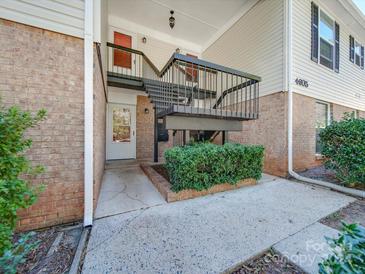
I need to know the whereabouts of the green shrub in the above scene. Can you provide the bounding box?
[0,232,39,274]
[319,223,365,274]
[319,115,365,187]
[164,142,264,192]
[0,104,46,256]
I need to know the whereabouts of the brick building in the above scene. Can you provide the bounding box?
[0,0,364,230]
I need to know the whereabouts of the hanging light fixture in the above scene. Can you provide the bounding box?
[169,10,175,29]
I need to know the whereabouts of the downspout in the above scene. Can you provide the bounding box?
[84,0,94,226]
[285,0,364,198]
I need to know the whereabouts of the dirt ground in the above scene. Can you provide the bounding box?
[229,250,304,274]
[299,165,364,190]
[320,199,365,230]
[152,164,170,181]
[15,223,82,274]
[299,165,339,183]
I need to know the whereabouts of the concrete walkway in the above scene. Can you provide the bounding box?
[83,176,354,274]
[273,222,340,273]
[94,167,166,219]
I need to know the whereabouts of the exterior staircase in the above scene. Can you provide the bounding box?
[106,42,262,160]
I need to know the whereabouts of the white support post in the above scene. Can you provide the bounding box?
[84,0,94,227]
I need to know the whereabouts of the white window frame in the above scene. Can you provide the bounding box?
[353,110,359,119]
[354,40,362,67]
[315,101,331,155]
[318,8,335,70]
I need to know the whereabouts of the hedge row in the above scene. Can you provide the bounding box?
[164,143,264,192]
[320,115,365,187]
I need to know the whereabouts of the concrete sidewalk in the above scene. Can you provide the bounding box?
[82,177,354,274]
[273,222,340,274]
[94,167,166,219]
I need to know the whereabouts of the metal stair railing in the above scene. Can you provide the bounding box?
[107,42,262,120]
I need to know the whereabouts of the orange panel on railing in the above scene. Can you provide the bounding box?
[186,53,198,82]
[114,32,132,69]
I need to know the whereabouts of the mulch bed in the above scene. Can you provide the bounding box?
[14,223,82,274]
[299,165,365,190]
[151,164,170,181]
[320,199,365,230]
[229,250,304,274]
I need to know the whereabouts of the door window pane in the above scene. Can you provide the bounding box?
[315,102,329,153]
[113,107,131,142]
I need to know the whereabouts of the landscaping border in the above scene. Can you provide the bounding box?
[140,164,257,202]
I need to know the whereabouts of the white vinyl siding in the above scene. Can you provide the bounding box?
[202,0,285,97]
[292,0,365,111]
[0,0,86,38]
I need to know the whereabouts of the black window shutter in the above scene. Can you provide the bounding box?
[361,45,364,69]
[311,2,319,62]
[334,22,340,72]
[349,35,355,62]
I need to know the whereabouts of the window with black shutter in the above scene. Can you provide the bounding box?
[335,23,340,72]
[311,2,319,62]
[350,35,364,69]
[311,3,339,71]
[349,35,355,62]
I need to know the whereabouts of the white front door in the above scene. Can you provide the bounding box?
[106,103,136,160]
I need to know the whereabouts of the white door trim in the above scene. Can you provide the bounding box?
[106,103,137,160]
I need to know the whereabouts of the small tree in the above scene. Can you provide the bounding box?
[0,104,46,255]
[320,114,365,187]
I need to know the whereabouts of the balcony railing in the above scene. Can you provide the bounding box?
[107,42,261,120]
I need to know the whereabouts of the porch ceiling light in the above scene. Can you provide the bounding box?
[169,10,175,29]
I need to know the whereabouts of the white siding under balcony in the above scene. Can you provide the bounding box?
[202,0,285,97]
[136,34,200,71]
[0,0,84,38]
[292,0,365,111]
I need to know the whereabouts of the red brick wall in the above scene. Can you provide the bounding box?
[332,104,356,121]
[229,92,288,177]
[292,92,362,172]
[136,95,154,160]
[1,20,107,230]
[136,95,172,161]
[229,91,364,176]
[292,93,318,171]
[0,19,86,231]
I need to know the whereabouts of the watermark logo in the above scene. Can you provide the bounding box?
[269,239,331,267]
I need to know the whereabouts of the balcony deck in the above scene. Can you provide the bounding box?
[157,105,258,120]
[107,43,261,122]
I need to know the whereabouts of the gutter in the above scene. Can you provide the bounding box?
[285,0,365,199]
[84,0,94,227]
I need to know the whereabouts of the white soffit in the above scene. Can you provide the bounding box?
[108,0,259,53]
